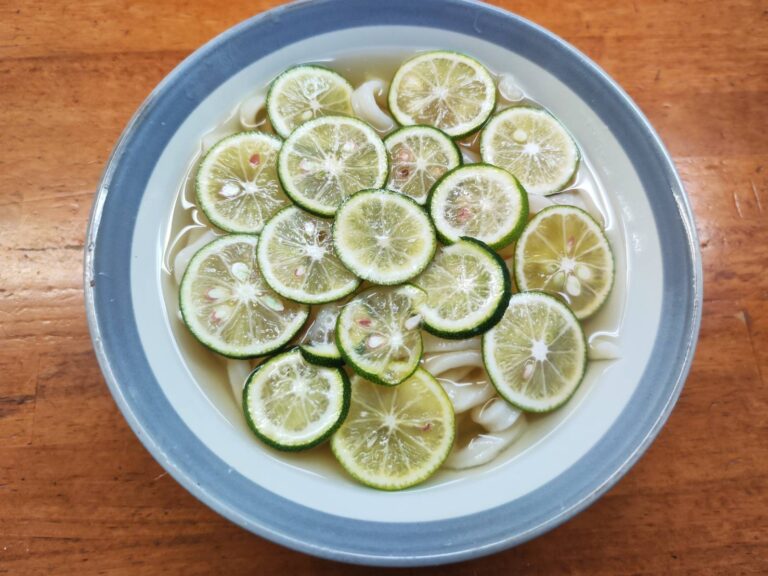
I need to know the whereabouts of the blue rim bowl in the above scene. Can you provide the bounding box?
[85,0,702,566]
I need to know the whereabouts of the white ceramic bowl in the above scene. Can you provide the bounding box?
[85,0,701,566]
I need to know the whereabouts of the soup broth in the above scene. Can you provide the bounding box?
[161,49,627,483]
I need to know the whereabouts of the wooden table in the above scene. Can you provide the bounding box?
[1,0,766,573]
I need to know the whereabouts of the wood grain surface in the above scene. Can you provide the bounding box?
[1,0,767,573]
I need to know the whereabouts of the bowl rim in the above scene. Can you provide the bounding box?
[84,0,702,566]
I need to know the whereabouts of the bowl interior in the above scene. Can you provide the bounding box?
[129,25,662,523]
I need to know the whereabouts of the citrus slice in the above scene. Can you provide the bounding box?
[483,291,587,412]
[331,368,455,490]
[267,65,354,138]
[514,205,614,319]
[299,303,344,367]
[415,238,511,338]
[196,132,290,233]
[277,116,388,216]
[388,51,496,138]
[179,235,308,358]
[480,106,580,196]
[428,164,528,249]
[384,125,461,204]
[257,206,360,304]
[336,285,426,386]
[243,348,350,450]
[333,189,436,284]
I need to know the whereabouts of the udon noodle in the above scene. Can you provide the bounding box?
[239,92,267,129]
[351,79,394,132]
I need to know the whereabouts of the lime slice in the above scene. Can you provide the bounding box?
[480,106,580,196]
[179,235,308,358]
[483,292,587,412]
[299,303,344,367]
[428,164,528,249]
[196,132,290,233]
[514,205,614,319]
[331,369,455,490]
[388,51,496,138]
[267,65,354,138]
[384,125,461,204]
[333,189,436,284]
[257,206,360,304]
[278,116,388,216]
[243,348,350,450]
[336,285,426,386]
[415,238,511,339]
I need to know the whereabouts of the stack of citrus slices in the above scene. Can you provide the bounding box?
[178,52,615,490]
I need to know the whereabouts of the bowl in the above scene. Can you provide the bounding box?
[84,0,702,566]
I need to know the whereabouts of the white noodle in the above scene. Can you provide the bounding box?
[239,92,266,128]
[497,73,525,104]
[444,417,526,470]
[423,350,484,375]
[435,366,473,383]
[470,397,522,432]
[423,349,527,467]
[422,333,480,354]
[173,229,218,285]
[425,351,495,413]
[588,335,621,361]
[351,79,394,132]
[438,378,495,414]
[225,359,252,410]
